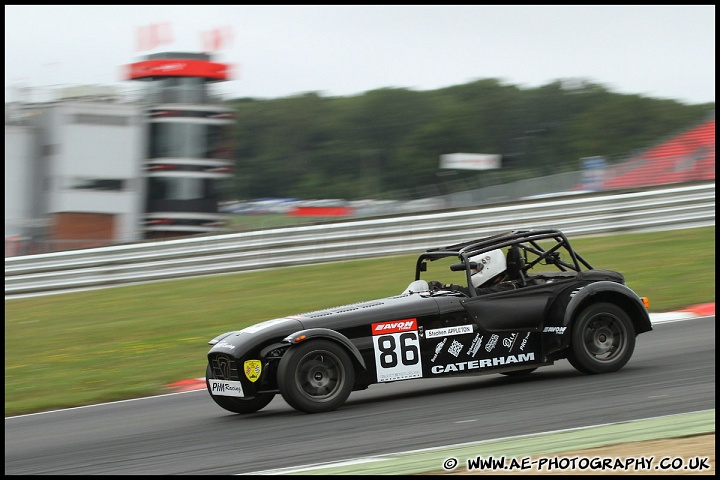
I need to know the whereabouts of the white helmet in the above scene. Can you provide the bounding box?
[468,249,506,287]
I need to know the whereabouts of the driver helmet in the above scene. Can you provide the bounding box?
[468,249,506,287]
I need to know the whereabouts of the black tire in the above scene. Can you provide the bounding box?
[500,368,537,376]
[567,302,636,374]
[205,364,275,414]
[277,339,355,414]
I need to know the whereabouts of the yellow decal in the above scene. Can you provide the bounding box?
[244,360,262,382]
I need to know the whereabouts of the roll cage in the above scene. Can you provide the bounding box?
[415,229,595,296]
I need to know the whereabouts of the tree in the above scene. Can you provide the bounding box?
[222,79,713,200]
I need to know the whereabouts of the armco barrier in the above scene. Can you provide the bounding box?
[4,183,715,298]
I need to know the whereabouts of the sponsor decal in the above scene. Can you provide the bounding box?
[467,334,484,357]
[519,332,530,351]
[372,319,417,335]
[431,352,536,374]
[544,326,567,334]
[425,325,473,338]
[376,369,423,382]
[215,342,235,350]
[373,321,423,382]
[448,339,464,357]
[485,334,499,352]
[153,62,186,72]
[208,379,244,397]
[503,332,518,351]
[244,360,262,382]
[431,338,447,362]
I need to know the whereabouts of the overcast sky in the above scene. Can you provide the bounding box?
[4,5,716,104]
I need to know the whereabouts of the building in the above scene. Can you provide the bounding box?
[125,52,235,239]
[5,52,235,255]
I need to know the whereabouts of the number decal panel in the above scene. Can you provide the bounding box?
[371,319,423,382]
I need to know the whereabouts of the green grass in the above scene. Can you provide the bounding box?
[4,227,715,417]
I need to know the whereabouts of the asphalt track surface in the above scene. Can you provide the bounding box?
[4,311,715,475]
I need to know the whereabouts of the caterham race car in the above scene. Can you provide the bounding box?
[206,229,652,414]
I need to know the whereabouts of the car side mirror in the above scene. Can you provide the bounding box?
[450,262,477,271]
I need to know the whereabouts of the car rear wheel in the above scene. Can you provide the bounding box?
[277,339,355,414]
[567,302,635,374]
[205,364,275,414]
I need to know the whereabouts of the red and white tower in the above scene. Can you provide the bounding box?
[125,52,235,238]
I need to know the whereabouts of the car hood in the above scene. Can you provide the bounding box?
[208,291,441,355]
[287,290,440,330]
[208,317,305,356]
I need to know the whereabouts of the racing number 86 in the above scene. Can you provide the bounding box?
[377,332,420,367]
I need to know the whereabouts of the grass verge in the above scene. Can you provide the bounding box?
[4,226,714,416]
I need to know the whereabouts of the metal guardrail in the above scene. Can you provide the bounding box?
[5,183,715,298]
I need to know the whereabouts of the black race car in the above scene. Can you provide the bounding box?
[206,229,652,414]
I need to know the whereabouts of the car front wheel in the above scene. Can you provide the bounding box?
[567,302,636,374]
[205,364,275,414]
[277,339,355,414]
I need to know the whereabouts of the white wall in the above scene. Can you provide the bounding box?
[4,126,37,237]
[44,102,147,243]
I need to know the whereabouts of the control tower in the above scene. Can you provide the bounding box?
[125,52,235,238]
